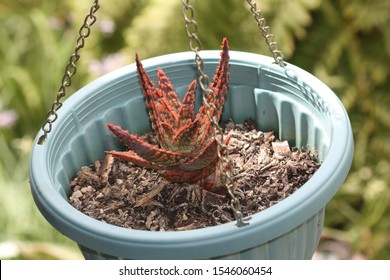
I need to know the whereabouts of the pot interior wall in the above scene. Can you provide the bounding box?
[48,57,331,200]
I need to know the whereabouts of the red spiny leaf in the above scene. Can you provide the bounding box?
[178,80,197,126]
[135,56,178,144]
[106,151,163,170]
[157,68,182,115]
[135,53,155,90]
[193,112,214,147]
[171,119,202,152]
[178,139,218,171]
[161,157,219,184]
[214,37,230,88]
[150,99,178,148]
[136,54,160,134]
[107,123,189,166]
[179,134,232,171]
[153,73,181,128]
[212,37,230,120]
[158,122,180,151]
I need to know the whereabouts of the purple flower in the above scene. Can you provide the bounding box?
[89,53,127,77]
[0,110,18,128]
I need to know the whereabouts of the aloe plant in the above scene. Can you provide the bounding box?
[107,38,230,190]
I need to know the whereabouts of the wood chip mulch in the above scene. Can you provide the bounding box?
[69,119,321,231]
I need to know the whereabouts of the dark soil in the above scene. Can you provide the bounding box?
[69,119,320,231]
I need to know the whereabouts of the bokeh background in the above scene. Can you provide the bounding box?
[1,0,389,259]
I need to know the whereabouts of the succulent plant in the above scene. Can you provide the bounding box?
[106,38,230,190]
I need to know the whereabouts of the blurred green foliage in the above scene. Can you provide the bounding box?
[0,0,389,259]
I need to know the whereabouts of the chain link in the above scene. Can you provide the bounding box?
[246,0,286,67]
[38,0,100,145]
[181,0,250,227]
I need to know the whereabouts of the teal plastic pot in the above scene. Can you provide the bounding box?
[29,51,353,259]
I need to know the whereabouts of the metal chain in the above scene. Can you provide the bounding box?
[181,0,250,227]
[246,0,286,67]
[38,0,100,145]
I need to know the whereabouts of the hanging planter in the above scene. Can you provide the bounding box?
[29,0,353,259]
[30,49,353,259]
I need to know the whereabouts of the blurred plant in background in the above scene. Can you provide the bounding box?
[0,0,389,259]
[288,0,390,259]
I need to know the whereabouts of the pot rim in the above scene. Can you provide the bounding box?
[30,51,353,259]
